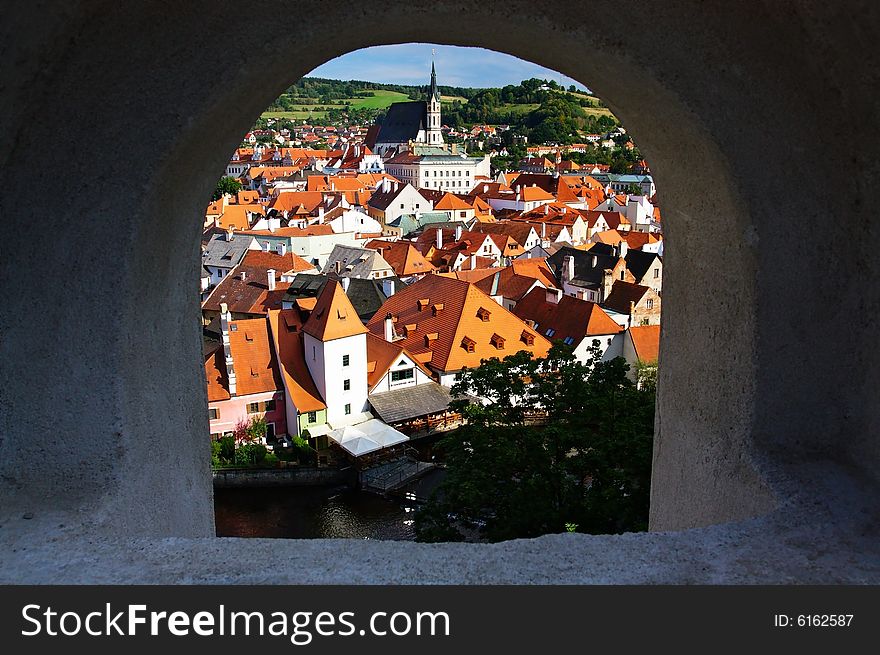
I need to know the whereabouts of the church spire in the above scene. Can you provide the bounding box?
[430,58,440,102]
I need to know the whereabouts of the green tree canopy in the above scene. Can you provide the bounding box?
[415,342,655,543]
[213,176,242,201]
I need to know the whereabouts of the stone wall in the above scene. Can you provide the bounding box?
[0,0,878,582]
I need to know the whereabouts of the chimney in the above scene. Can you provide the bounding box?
[541,222,547,238]
[341,276,351,292]
[546,287,562,304]
[483,184,489,193]
[267,269,276,291]
[436,228,443,249]
[226,227,234,241]
[318,205,325,221]
[335,260,342,274]
[268,216,280,232]
[277,242,287,256]
[220,303,237,396]
[240,270,247,281]
[383,313,396,342]
[619,239,629,258]
[455,224,463,241]
[563,254,575,283]
[591,255,598,268]
[382,278,395,298]
[469,254,477,270]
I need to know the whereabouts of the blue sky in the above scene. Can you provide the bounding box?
[308,43,589,90]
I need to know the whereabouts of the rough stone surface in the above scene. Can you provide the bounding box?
[1,1,878,582]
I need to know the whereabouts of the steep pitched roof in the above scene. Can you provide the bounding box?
[366,333,433,390]
[375,101,427,144]
[365,275,551,373]
[267,309,326,412]
[366,239,436,276]
[202,233,257,269]
[434,192,473,211]
[628,325,660,363]
[323,245,392,279]
[205,317,283,399]
[513,288,623,342]
[547,246,621,288]
[302,279,368,341]
[603,281,653,315]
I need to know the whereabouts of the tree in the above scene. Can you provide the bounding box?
[415,342,655,543]
[213,176,242,201]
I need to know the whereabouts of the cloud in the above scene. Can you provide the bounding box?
[307,43,590,90]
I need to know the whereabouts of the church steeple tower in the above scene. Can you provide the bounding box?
[426,56,443,146]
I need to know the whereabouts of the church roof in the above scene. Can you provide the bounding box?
[375,101,426,145]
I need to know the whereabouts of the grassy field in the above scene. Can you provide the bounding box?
[262,89,410,121]
[261,89,614,123]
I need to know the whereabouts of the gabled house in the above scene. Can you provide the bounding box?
[206,307,287,441]
[366,181,432,226]
[547,246,633,303]
[513,287,624,363]
[473,258,558,312]
[323,244,395,279]
[202,249,316,322]
[365,239,437,280]
[602,281,662,327]
[366,274,552,387]
[202,230,261,288]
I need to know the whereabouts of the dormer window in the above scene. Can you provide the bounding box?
[417,298,430,312]
[490,333,505,350]
[521,330,535,346]
[476,307,491,322]
[432,303,444,316]
[461,336,476,353]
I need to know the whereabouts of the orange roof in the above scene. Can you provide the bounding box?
[205,345,231,402]
[434,192,473,211]
[366,240,436,277]
[366,333,433,390]
[520,186,555,202]
[205,317,283,398]
[267,310,326,412]
[269,191,325,213]
[514,288,623,341]
[628,325,660,363]
[473,260,557,302]
[202,250,311,315]
[210,204,265,230]
[366,275,551,373]
[302,279,368,342]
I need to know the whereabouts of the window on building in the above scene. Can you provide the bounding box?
[344,404,351,415]
[647,299,654,309]
[343,379,351,391]
[391,368,414,382]
[307,411,317,424]
[654,268,660,278]
[209,408,219,420]
[264,399,275,412]
[620,270,625,280]
[545,328,556,337]
[246,402,260,414]
[563,336,575,345]
[342,354,350,367]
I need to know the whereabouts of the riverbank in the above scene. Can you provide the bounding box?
[212,465,355,488]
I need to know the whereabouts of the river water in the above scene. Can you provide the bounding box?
[214,469,445,541]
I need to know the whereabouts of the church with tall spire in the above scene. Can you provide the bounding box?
[367,60,446,158]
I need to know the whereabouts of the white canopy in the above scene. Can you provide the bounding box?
[327,418,409,457]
